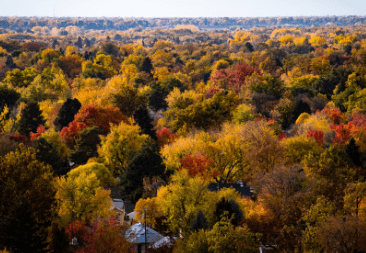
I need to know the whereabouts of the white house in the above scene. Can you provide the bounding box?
[125,222,164,253]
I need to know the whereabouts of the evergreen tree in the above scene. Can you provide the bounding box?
[141,57,153,74]
[345,137,363,168]
[69,126,103,165]
[245,42,254,52]
[133,105,157,140]
[32,137,68,176]
[0,84,20,111]
[191,209,208,232]
[84,38,91,48]
[292,100,311,123]
[18,102,46,137]
[120,144,166,203]
[214,198,244,226]
[0,199,49,253]
[54,98,81,131]
[75,37,83,49]
[47,222,71,253]
[147,82,168,111]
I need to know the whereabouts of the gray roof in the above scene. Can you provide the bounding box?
[111,199,125,212]
[125,222,163,244]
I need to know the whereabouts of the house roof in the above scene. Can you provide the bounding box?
[111,199,125,212]
[125,203,136,213]
[152,236,173,249]
[125,222,163,244]
[207,183,253,198]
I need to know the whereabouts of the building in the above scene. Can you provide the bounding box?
[125,222,164,253]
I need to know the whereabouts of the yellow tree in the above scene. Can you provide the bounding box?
[240,120,284,176]
[67,162,116,187]
[156,170,215,237]
[134,197,162,227]
[98,122,149,176]
[55,171,113,226]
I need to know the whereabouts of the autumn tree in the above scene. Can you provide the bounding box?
[210,62,260,93]
[0,144,55,225]
[59,54,83,79]
[71,218,133,253]
[156,170,214,237]
[67,162,115,187]
[98,121,149,176]
[111,83,146,117]
[73,104,127,134]
[55,171,113,226]
[3,67,39,88]
[179,153,215,181]
[134,197,162,228]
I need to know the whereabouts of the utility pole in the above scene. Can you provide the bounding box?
[144,208,147,252]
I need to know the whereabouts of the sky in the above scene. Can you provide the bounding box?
[1,0,366,18]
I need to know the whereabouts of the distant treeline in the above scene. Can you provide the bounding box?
[0,16,366,31]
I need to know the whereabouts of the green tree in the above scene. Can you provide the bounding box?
[69,126,103,165]
[18,102,46,137]
[31,137,66,176]
[120,144,166,203]
[54,98,81,131]
[304,145,356,209]
[47,221,71,253]
[191,209,208,232]
[133,105,157,140]
[0,84,20,112]
[214,198,244,226]
[0,199,49,253]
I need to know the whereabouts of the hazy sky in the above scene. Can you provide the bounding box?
[1,0,366,17]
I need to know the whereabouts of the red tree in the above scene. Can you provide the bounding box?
[74,104,128,134]
[60,121,87,148]
[179,153,219,181]
[66,218,133,253]
[307,129,324,146]
[157,127,176,147]
[65,220,89,247]
[204,87,224,99]
[30,125,46,142]
[320,108,347,124]
[330,122,358,147]
[210,62,260,93]
[9,134,27,143]
[350,112,366,128]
